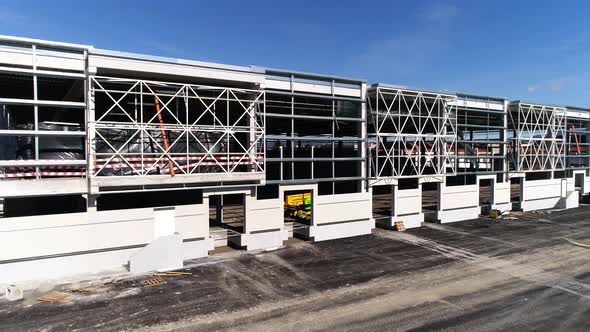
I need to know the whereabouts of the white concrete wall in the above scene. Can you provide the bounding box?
[315,192,372,225]
[492,180,512,212]
[241,194,287,250]
[438,183,480,223]
[314,192,374,241]
[520,178,562,211]
[0,203,208,284]
[245,196,283,233]
[392,187,423,229]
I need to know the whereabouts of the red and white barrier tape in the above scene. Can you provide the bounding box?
[94,156,263,162]
[1,165,84,171]
[0,171,86,178]
[160,161,259,174]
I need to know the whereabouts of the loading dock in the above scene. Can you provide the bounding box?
[283,189,312,239]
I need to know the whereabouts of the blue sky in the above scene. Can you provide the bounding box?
[1,0,589,106]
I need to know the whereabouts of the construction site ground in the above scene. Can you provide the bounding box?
[3,206,590,331]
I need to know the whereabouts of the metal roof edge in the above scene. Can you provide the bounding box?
[256,66,366,83]
[0,35,93,50]
[510,100,566,109]
[90,48,255,74]
[370,83,456,97]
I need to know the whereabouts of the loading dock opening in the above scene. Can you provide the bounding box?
[510,178,521,208]
[209,194,244,250]
[422,182,439,222]
[283,189,312,238]
[372,185,392,228]
[575,173,584,191]
[479,179,494,211]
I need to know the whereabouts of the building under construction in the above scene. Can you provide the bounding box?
[0,36,588,284]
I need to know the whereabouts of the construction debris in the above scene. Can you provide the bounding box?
[564,237,590,249]
[37,291,69,303]
[2,284,23,301]
[142,277,167,287]
[394,221,406,232]
[488,209,502,218]
[71,284,97,293]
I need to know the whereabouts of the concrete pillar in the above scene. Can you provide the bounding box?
[437,180,479,223]
[215,195,223,224]
[390,184,423,228]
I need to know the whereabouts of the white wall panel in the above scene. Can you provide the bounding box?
[315,192,372,225]
[245,196,283,232]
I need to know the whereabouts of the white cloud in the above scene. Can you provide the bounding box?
[349,2,458,80]
[527,78,569,93]
[352,34,450,77]
[421,2,458,24]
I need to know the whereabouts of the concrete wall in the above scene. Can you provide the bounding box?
[240,194,287,251]
[492,180,512,212]
[520,178,563,211]
[392,186,423,229]
[584,176,590,195]
[313,191,374,241]
[438,182,480,223]
[0,203,209,285]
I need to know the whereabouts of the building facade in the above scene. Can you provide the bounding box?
[0,36,587,284]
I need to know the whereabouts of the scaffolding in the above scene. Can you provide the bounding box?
[367,85,457,182]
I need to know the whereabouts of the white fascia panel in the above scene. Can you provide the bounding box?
[89,55,264,85]
[265,79,291,91]
[266,79,361,98]
[566,110,590,120]
[333,86,362,98]
[0,48,85,72]
[292,82,332,95]
[36,54,85,71]
[0,49,33,67]
[450,99,505,111]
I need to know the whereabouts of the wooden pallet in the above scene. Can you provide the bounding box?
[37,291,69,303]
[394,221,406,232]
[142,276,167,287]
[72,285,97,293]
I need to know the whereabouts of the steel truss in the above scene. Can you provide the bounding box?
[367,87,457,179]
[88,76,265,179]
[508,102,566,172]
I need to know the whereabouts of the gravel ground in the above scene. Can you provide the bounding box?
[2,206,590,331]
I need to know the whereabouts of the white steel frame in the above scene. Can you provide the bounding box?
[0,39,87,180]
[367,87,457,180]
[508,102,566,172]
[88,76,265,180]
